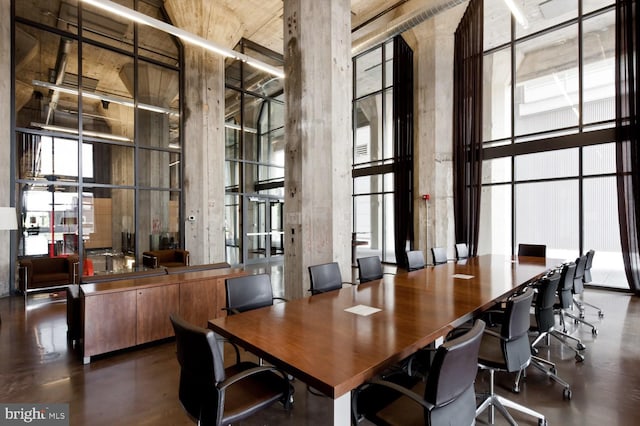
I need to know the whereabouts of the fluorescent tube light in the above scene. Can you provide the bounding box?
[30,122,133,142]
[503,0,529,29]
[80,0,284,79]
[32,80,178,116]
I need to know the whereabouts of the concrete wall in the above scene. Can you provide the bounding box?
[1,0,13,296]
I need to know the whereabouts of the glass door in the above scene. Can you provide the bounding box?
[244,195,284,264]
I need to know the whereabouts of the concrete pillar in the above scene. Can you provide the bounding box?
[283,0,352,299]
[165,1,244,265]
[411,4,467,262]
[0,0,11,296]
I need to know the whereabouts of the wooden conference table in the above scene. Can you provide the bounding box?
[208,254,559,425]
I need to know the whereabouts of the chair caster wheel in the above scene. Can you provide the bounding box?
[539,418,548,426]
[512,385,520,394]
[563,388,572,400]
[550,367,557,375]
[598,311,604,318]
[592,328,598,336]
[577,343,586,350]
[575,354,585,362]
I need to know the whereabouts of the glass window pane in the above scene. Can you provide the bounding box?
[384,40,394,89]
[383,89,393,160]
[83,143,134,186]
[225,194,241,265]
[81,0,134,52]
[82,44,135,142]
[355,47,382,98]
[136,61,180,148]
[139,149,173,189]
[16,26,80,131]
[515,180,579,260]
[16,1,78,33]
[483,47,512,141]
[137,2,179,66]
[139,189,176,254]
[354,94,383,165]
[584,0,615,14]
[515,24,579,136]
[583,142,615,175]
[516,1,577,40]
[478,184,512,256]
[583,176,626,288]
[84,188,135,274]
[354,194,383,259]
[17,133,79,181]
[354,175,382,195]
[484,0,511,50]
[583,11,615,125]
[383,193,396,263]
[482,157,512,184]
[515,148,578,181]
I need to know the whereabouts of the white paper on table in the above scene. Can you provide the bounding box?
[344,304,382,316]
[452,274,475,280]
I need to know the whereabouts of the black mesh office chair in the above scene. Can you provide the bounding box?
[476,288,548,426]
[517,243,547,257]
[356,256,384,283]
[431,247,447,265]
[543,262,587,361]
[578,249,604,318]
[352,320,485,426]
[308,262,350,294]
[570,255,598,335]
[169,314,294,426]
[528,272,573,399]
[406,250,426,271]
[224,273,287,315]
[455,243,469,260]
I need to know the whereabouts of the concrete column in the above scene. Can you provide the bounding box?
[165,1,244,265]
[411,4,467,262]
[283,0,352,299]
[0,0,11,296]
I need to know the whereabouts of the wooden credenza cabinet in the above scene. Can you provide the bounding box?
[80,268,245,363]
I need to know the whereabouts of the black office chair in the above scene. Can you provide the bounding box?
[352,320,485,426]
[517,243,547,257]
[543,262,587,361]
[528,272,573,399]
[169,313,294,426]
[455,243,469,260]
[578,249,604,318]
[357,256,384,283]
[308,262,350,294]
[431,247,447,265]
[476,288,548,426]
[569,255,598,335]
[224,273,287,315]
[406,250,426,271]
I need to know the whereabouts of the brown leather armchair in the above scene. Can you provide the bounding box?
[142,249,189,269]
[19,255,80,291]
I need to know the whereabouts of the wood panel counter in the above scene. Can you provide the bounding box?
[80,267,245,363]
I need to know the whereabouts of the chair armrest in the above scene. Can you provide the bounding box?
[142,254,158,269]
[482,328,504,340]
[357,377,435,411]
[218,365,288,390]
[214,336,240,364]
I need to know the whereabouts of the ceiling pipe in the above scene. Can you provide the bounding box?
[352,0,468,56]
[45,38,72,125]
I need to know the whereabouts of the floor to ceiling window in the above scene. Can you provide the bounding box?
[224,39,284,266]
[352,40,396,263]
[13,0,182,282]
[479,0,625,288]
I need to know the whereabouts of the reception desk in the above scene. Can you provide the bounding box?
[79,267,245,363]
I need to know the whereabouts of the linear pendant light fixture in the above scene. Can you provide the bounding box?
[503,0,529,29]
[80,0,284,79]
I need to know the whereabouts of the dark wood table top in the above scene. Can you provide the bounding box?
[208,254,559,398]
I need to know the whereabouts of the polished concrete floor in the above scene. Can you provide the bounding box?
[1,278,639,425]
